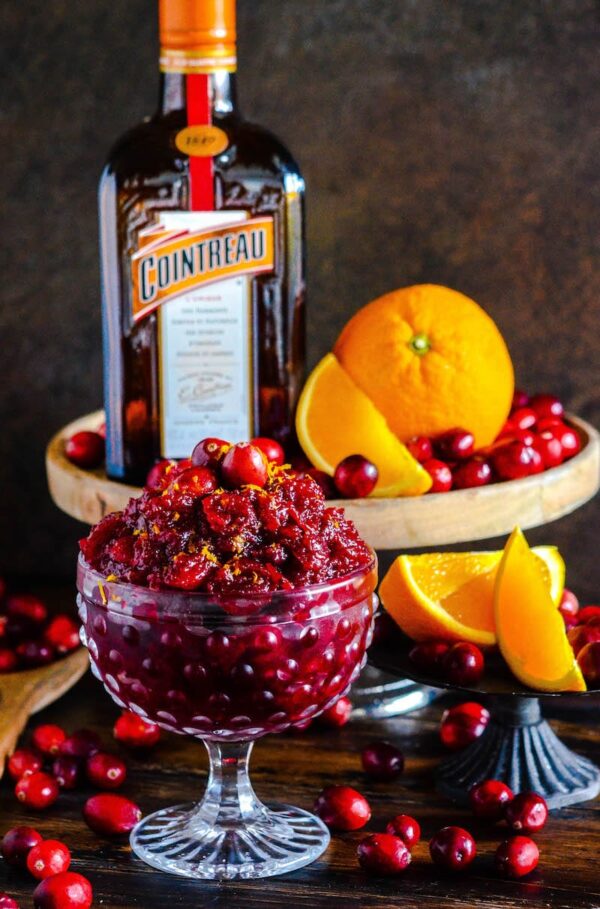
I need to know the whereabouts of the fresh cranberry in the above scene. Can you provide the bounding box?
[7,749,43,781]
[423,459,453,493]
[0,895,19,908]
[357,833,411,875]
[114,711,161,748]
[532,431,564,469]
[6,594,47,624]
[334,455,378,498]
[145,459,177,491]
[59,729,101,760]
[492,441,544,480]
[371,611,400,647]
[559,589,579,623]
[406,436,433,463]
[385,814,421,849]
[1,826,43,867]
[27,840,71,880]
[361,741,405,780]
[576,641,600,686]
[305,468,336,498]
[495,835,539,878]
[470,779,514,820]
[530,394,564,421]
[429,826,477,871]
[435,429,475,461]
[504,791,548,833]
[33,872,93,909]
[511,389,530,410]
[318,696,353,728]
[86,752,127,790]
[0,649,17,673]
[191,437,230,470]
[440,702,490,751]
[65,431,105,469]
[409,640,451,674]
[51,756,81,790]
[568,623,600,656]
[314,785,371,831]
[15,772,59,810]
[44,615,80,654]
[16,641,55,668]
[32,724,67,756]
[578,605,600,625]
[251,436,285,466]
[537,416,563,432]
[221,442,268,489]
[83,793,142,836]
[452,457,493,489]
[510,408,537,432]
[552,423,581,459]
[442,642,485,686]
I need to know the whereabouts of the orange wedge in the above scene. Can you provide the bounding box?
[379,546,564,647]
[494,528,585,692]
[295,353,432,497]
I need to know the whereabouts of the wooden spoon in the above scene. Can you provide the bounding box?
[0,649,89,778]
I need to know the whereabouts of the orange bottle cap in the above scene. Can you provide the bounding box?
[159,0,237,73]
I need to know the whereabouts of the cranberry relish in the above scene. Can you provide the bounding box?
[80,442,372,593]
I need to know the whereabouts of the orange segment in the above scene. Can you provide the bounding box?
[296,353,432,497]
[494,528,585,692]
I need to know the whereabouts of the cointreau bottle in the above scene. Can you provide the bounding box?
[100,0,306,484]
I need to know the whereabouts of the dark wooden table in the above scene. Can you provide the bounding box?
[2,656,600,909]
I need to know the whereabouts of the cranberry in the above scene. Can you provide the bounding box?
[493,441,544,480]
[145,459,177,491]
[429,826,477,871]
[15,772,59,810]
[1,826,43,867]
[442,642,485,686]
[452,457,493,489]
[7,748,43,781]
[32,724,66,756]
[305,468,336,498]
[504,791,548,833]
[33,872,93,909]
[470,779,514,820]
[251,436,285,466]
[406,436,433,463]
[27,839,71,880]
[83,793,142,836]
[371,611,399,647]
[511,389,530,409]
[361,741,404,780]
[113,711,161,749]
[568,623,600,656]
[318,696,353,728]
[220,442,268,489]
[552,423,581,459]
[16,641,55,668]
[495,836,539,878]
[578,605,600,625]
[334,455,378,498]
[0,649,17,673]
[59,729,101,760]
[314,785,371,831]
[559,588,579,623]
[385,814,421,849]
[7,594,47,624]
[51,756,81,791]
[532,431,564,469]
[510,408,537,432]
[0,895,19,908]
[576,641,600,686]
[423,459,453,493]
[409,640,451,675]
[537,416,563,432]
[440,702,490,751]
[44,615,80,654]
[191,437,230,470]
[65,431,105,469]
[357,833,411,875]
[435,429,475,461]
[530,393,564,421]
[86,752,127,790]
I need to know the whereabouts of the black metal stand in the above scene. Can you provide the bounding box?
[437,696,600,809]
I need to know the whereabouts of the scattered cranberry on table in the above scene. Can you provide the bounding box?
[221,442,269,488]
[113,710,161,748]
[314,785,371,831]
[504,791,548,834]
[429,826,477,871]
[86,752,127,790]
[83,794,142,836]
[361,741,405,781]
[442,642,485,686]
[1,827,43,868]
[64,431,105,470]
[495,836,540,879]
[32,725,67,757]
[357,833,412,875]
[385,814,421,849]
[577,641,600,685]
[15,773,59,811]
[251,436,285,466]
[26,840,71,881]
[33,871,93,909]
[333,455,378,498]
[469,780,514,820]
[423,458,453,493]
[440,702,490,751]
[51,755,81,791]
[59,729,101,760]
[7,749,43,782]
[318,696,353,728]
[0,895,19,909]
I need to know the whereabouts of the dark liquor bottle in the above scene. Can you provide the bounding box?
[100,0,306,484]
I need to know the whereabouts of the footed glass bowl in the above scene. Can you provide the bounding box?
[76,554,377,881]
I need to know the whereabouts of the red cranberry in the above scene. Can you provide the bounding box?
[385,814,421,849]
[0,895,19,908]
[532,431,564,469]
[334,455,378,498]
[221,442,268,488]
[83,793,142,836]
[423,459,453,493]
[1,826,43,867]
[15,772,59,810]
[552,423,581,459]
[6,595,47,625]
[251,436,285,466]
[435,429,475,461]
[409,640,451,674]
[576,641,600,686]
[314,785,371,831]
[442,642,485,686]
[429,826,477,871]
[0,649,17,673]
[495,835,539,878]
[578,605,600,625]
[59,729,101,760]
[510,408,537,432]
[7,748,43,781]
[51,756,81,791]
[537,416,563,432]
[318,696,353,728]
[512,389,530,410]
[357,833,411,875]
[145,459,177,491]
[371,611,399,647]
[492,442,544,480]
[65,431,105,469]
[86,752,127,790]
[305,468,336,498]
[191,437,230,469]
[568,623,600,656]
[361,741,405,780]
[504,791,548,833]
[530,394,564,421]
[452,457,493,489]
[33,872,93,909]
[440,702,490,751]
[44,615,80,654]
[16,641,55,668]
[559,589,579,623]
[470,779,514,820]
[27,839,71,880]
[32,725,67,756]
[406,436,433,463]
[113,711,161,748]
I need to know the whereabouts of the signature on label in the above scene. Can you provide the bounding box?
[177,372,233,404]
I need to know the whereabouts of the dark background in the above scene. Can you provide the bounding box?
[1,1,599,590]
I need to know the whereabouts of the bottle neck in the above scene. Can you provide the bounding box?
[159,70,238,117]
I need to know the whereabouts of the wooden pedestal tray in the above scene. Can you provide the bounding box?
[46,411,600,549]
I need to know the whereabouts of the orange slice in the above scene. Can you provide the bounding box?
[494,528,585,692]
[295,353,432,497]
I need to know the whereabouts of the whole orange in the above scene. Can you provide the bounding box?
[334,284,514,449]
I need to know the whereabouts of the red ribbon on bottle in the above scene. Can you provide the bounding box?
[186,74,215,211]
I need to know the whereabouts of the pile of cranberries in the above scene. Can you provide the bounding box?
[409,639,486,687]
[0,581,80,675]
[559,588,600,686]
